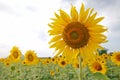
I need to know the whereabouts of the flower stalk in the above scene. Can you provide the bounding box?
[79,53,82,80]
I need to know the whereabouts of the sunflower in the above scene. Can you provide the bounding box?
[101,54,110,60]
[50,70,55,76]
[72,58,79,68]
[24,50,39,65]
[4,58,11,66]
[58,57,67,67]
[111,51,120,66]
[48,3,107,60]
[44,58,51,64]
[55,67,59,73]
[51,57,58,64]
[0,58,5,62]
[95,55,106,64]
[9,46,21,62]
[88,60,107,74]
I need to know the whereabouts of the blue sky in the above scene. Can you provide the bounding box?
[0,0,120,58]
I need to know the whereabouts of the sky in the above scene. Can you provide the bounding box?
[0,0,120,58]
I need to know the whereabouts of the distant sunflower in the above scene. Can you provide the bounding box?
[45,58,51,64]
[22,60,26,65]
[58,58,67,67]
[50,70,55,76]
[95,55,106,64]
[0,58,5,62]
[88,60,106,74]
[111,51,120,66]
[4,59,11,66]
[9,46,21,62]
[24,50,39,65]
[72,58,79,68]
[101,54,110,60]
[51,57,57,64]
[55,67,59,73]
[48,3,107,60]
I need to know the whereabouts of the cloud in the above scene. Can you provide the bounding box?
[87,0,115,7]
[61,0,78,3]
[0,0,62,58]
[87,0,120,52]
[0,1,18,16]
[0,0,120,58]
[0,44,10,58]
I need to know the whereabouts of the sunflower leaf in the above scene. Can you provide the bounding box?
[93,72,110,80]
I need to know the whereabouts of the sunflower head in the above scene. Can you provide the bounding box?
[0,58,5,62]
[58,58,67,67]
[51,57,58,64]
[9,46,21,62]
[24,50,39,65]
[72,58,79,68]
[4,59,11,66]
[50,70,55,76]
[63,22,89,49]
[111,51,120,66]
[48,3,107,60]
[88,60,107,74]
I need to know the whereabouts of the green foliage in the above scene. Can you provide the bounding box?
[97,48,108,55]
[0,60,120,80]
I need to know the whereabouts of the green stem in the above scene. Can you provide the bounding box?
[79,54,82,80]
[118,66,120,80]
[83,70,87,80]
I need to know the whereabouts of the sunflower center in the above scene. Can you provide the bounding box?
[76,63,79,68]
[70,31,78,39]
[61,61,66,65]
[94,62,102,71]
[13,52,18,58]
[63,22,89,49]
[116,54,120,61]
[52,58,55,61]
[28,55,33,61]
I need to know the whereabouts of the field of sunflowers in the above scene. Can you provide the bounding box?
[0,46,120,80]
[0,3,120,80]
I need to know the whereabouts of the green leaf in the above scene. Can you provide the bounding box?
[93,72,110,80]
[110,78,118,80]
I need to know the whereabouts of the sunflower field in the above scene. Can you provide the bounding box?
[0,46,120,80]
[0,3,120,80]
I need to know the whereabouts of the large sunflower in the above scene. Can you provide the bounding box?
[48,4,107,60]
[9,46,21,62]
[111,51,120,66]
[24,50,39,65]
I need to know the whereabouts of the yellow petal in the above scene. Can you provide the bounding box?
[48,29,62,35]
[85,12,97,26]
[79,3,85,19]
[62,46,70,57]
[90,33,107,39]
[49,35,62,44]
[59,9,71,23]
[88,25,107,33]
[55,47,65,56]
[90,8,94,15]
[71,5,78,21]
[92,17,104,26]
[80,8,90,23]
[73,49,79,58]
[87,17,104,27]
[54,12,60,18]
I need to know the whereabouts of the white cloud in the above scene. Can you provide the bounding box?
[0,0,61,58]
[0,0,120,58]
[85,0,120,52]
